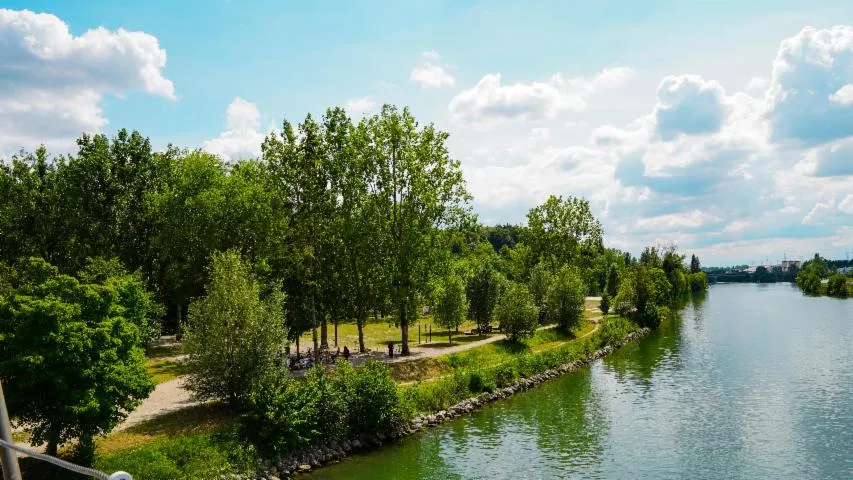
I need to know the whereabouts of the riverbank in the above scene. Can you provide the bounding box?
[257,325,650,479]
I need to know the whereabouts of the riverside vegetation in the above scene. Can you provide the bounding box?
[0,104,709,478]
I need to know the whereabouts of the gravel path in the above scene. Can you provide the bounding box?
[115,376,203,432]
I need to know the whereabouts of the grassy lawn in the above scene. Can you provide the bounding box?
[296,314,480,352]
[145,358,189,385]
[145,342,183,358]
[391,320,594,383]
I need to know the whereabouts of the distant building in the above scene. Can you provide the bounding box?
[839,266,853,274]
[780,260,802,272]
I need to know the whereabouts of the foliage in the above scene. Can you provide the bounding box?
[606,263,619,297]
[466,261,505,330]
[613,263,672,328]
[523,195,603,269]
[826,273,848,298]
[599,292,611,315]
[242,359,404,458]
[689,272,709,293]
[528,262,552,323]
[545,266,586,331]
[433,274,468,343]
[183,250,287,406]
[495,283,539,342]
[690,254,701,274]
[0,257,154,459]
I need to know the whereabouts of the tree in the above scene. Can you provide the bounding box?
[690,254,701,274]
[466,262,505,331]
[495,283,539,342]
[370,105,471,355]
[528,262,552,323]
[599,293,611,315]
[754,266,771,283]
[0,257,154,460]
[545,266,586,331]
[689,272,709,293]
[796,270,822,295]
[606,263,619,297]
[183,250,287,406]
[826,273,848,297]
[524,195,603,269]
[433,275,467,344]
[613,264,672,328]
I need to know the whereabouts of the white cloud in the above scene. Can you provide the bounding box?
[345,96,375,114]
[839,194,853,214]
[202,97,267,161]
[723,219,754,233]
[802,200,834,225]
[653,74,728,140]
[410,51,455,89]
[805,136,853,176]
[448,67,635,123]
[829,84,853,106]
[0,8,175,152]
[766,26,853,145]
[635,210,722,231]
[529,127,550,141]
[746,76,769,92]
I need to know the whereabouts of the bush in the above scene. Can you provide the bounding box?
[493,363,518,388]
[495,283,539,342]
[335,359,404,437]
[468,370,495,393]
[826,273,848,298]
[688,272,708,293]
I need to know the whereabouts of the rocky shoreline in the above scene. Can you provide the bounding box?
[252,328,651,480]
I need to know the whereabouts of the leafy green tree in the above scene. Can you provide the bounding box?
[495,283,539,342]
[796,270,823,295]
[528,262,552,323]
[183,250,287,406]
[599,292,611,315]
[690,254,701,274]
[826,273,848,297]
[433,275,468,344]
[370,105,470,355]
[545,266,586,331]
[606,263,619,297]
[639,246,662,268]
[0,257,154,459]
[689,272,709,293]
[754,266,771,283]
[613,264,672,328]
[466,261,505,331]
[523,195,603,269]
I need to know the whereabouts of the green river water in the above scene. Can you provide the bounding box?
[307,283,853,479]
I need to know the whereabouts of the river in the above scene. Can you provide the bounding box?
[307,283,853,479]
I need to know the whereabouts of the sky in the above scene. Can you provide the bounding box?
[1,0,853,266]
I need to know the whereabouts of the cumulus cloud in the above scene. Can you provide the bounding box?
[746,76,769,92]
[345,96,375,114]
[766,26,853,145]
[448,67,635,123]
[410,51,455,89]
[635,210,722,231]
[0,8,175,152]
[839,194,853,214]
[202,97,267,161]
[807,137,853,176]
[653,74,728,140]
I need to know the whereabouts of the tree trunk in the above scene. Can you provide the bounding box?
[400,297,410,355]
[357,313,366,353]
[448,330,452,345]
[321,315,328,349]
[311,296,319,361]
[334,321,338,347]
[295,336,300,357]
[46,429,59,457]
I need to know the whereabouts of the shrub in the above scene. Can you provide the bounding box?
[240,371,320,457]
[335,359,404,437]
[495,283,539,342]
[494,363,518,388]
[468,370,495,393]
[826,273,848,298]
[688,272,708,293]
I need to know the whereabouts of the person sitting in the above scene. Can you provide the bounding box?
[343,346,350,360]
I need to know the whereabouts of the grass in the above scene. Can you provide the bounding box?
[145,342,183,358]
[296,314,480,352]
[145,358,189,384]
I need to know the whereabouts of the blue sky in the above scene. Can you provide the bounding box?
[2,1,853,266]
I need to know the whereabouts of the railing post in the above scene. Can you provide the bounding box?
[0,380,22,480]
